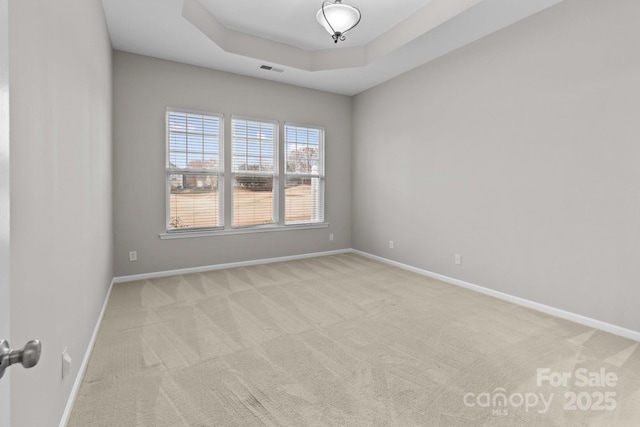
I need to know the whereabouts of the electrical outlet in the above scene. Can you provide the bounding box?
[329,233,334,241]
[455,254,462,265]
[389,240,394,249]
[62,348,72,378]
[129,251,137,262]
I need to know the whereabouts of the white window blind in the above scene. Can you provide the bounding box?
[284,124,324,224]
[166,111,223,230]
[231,118,277,227]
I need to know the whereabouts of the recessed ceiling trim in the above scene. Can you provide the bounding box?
[366,0,481,60]
[182,0,313,70]
[182,0,482,72]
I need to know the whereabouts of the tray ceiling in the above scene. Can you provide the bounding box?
[101,0,563,95]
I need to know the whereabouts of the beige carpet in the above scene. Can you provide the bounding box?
[68,253,640,426]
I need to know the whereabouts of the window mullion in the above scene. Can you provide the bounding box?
[223,115,232,230]
[277,121,285,225]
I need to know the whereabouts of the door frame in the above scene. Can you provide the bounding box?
[0,0,11,425]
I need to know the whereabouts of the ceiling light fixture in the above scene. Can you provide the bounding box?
[316,0,361,44]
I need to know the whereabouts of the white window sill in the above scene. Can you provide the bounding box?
[159,223,329,240]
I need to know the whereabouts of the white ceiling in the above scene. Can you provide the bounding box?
[101,0,563,95]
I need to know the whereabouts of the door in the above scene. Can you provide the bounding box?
[1,0,10,425]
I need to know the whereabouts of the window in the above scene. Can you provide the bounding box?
[166,111,223,230]
[232,118,277,227]
[164,111,325,235]
[285,125,324,224]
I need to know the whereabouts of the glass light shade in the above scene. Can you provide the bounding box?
[316,2,361,36]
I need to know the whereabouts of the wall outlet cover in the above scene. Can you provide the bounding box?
[62,349,72,378]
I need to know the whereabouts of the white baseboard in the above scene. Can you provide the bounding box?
[113,248,352,283]
[59,278,115,427]
[353,250,640,343]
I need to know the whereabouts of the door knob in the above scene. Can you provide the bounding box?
[0,339,42,379]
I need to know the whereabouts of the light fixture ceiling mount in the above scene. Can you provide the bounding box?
[316,0,361,44]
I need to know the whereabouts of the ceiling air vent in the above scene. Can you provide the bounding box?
[259,64,284,73]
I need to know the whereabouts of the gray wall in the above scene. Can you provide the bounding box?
[9,0,113,426]
[352,0,640,332]
[113,52,352,277]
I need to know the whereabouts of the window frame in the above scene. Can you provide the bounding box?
[284,123,325,225]
[230,116,279,229]
[165,108,224,233]
[161,112,328,238]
